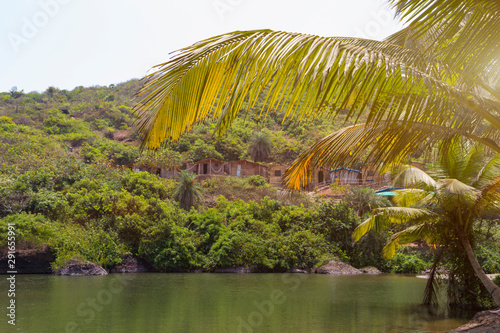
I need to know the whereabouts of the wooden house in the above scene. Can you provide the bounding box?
[269,164,288,186]
[186,158,227,179]
[226,160,268,178]
[330,168,362,185]
[361,164,390,187]
[305,167,331,190]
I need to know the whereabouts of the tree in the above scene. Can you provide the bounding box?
[173,171,203,211]
[352,138,500,306]
[248,132,272,162]
[134,0,500,304]
[135,2,500,183]
[343,187,391,217]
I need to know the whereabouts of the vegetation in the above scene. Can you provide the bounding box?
[353,139,500,307]
[173,171,203,210]
[132,0,500,308]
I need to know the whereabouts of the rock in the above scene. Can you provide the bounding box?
[0,244,55,274]
[316,260,362,275]
[109,255,149,273]
[360,267,381,274]
[449,310,500,333]
[55,259,108,276]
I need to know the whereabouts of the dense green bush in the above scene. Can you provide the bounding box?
[138,219,200,271]
[386,252,430,274]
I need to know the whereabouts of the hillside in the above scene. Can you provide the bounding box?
[0,80,364,170]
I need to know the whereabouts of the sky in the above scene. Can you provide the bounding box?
[1,0,404,93]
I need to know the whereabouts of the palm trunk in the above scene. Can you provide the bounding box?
[423,248,443,306]
[460,236,500,306]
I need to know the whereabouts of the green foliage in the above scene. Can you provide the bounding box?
[476,243,500,274]
[248,131,272,162]
[138,219,200,271]
[245,175,267,187]
[119,171,171,200]
[0,213,55,247]
[386,252,429,274]
[174,171,203,210]
[343,187,391,217]
[80,139,138,165]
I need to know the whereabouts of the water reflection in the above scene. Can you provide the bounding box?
[3,273,471,333]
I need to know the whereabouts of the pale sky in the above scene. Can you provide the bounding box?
[1,0,404,93]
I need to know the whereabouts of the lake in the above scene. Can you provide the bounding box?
[2,273,471,333]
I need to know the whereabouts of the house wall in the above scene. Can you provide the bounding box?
[186,158,226,176]
[269,165,288,186]
[361,165,389,186]
[227,160,268,178]
[330,170,362,185]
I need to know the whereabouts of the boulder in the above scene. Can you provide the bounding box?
[110,255,149,273]
[316,260,363,275]
[360,267,382,274]
[449,310,500,333]
[55,259,108,276]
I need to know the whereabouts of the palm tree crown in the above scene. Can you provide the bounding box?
[173,170,203,211]
[248,132,272,162]
[352,139,500,305]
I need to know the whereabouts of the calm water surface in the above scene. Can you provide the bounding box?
[2,273,471,333]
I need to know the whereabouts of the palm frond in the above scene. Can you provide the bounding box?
[134,30,500,149]
[472,154,500,188]
[434,179,479,212]
[393,188,434,207]
[474,176,500,214]
[390,0,500,78]
[393,167,436,189]
[352,207,435,242]
[382,222,434,258]
[283,121,499,190]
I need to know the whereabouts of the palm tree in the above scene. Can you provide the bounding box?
[248,132,272,162]
[135,2,500,180]
[134,1,500,304]
[352,139,500,306]
[173,170,203,210]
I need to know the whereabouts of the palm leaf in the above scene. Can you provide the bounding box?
[393,167,436,189]
[474,176,500,214]
[472,154,500,188]
[393,188,434,207]
[434,179,479,212]
[283,121,499,190]
[390,0,500,78]
[382,222,434,258]
[134,30,500,150]
[352,207,435,241]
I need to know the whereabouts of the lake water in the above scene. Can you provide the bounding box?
[2,273,471,333]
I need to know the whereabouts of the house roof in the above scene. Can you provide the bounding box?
[188,158,225,165]
[330,168,361,173]
[226,159,268,168]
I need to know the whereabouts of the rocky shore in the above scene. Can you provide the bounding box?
[448,311,500,333]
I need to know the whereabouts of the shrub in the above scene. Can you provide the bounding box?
[138,220,199,271]
[386,252,429,274]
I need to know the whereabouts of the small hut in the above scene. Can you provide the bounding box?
[330,168,362,185]
[186,158,227,180]
[226,159,268,178]
[269,164,288,186]
[308,167,331,189]
[361,164,390,187]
